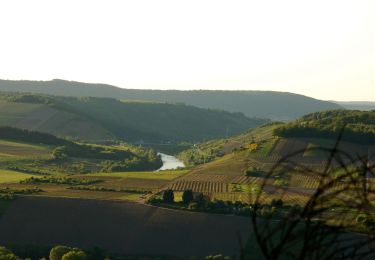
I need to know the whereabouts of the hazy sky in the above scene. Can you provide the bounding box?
[1,0,374,101]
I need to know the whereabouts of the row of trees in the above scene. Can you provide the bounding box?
[155,189,287,217]
[162,189,195,204]
[21,176,102,186]
[0,245,88,260]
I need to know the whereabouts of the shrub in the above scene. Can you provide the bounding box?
[271,199,283,208]
[245,167,264,177]
[188,202,199,210]
[49,246,72,260]
[162,189,174,203]
[205,254,231,260]
[182,190,194,204]
[62,250,87,260]
[0,246,18,260]
[273,179,289,187]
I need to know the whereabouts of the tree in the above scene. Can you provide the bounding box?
[271,199,283,208]
[162,189,174,203]
[0,246,18,260]
[182,190,193,204]
[62,250,87,260]
[49,245,72,260]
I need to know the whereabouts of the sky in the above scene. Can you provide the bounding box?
[0,0,374,101]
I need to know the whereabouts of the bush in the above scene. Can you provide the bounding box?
[188,202,199,210]
[182,190,193,204]
[245,167,264,177]
[162,189,174,203]
[0,246,18,260]
[271,199,283,208]
[205,254,231,260]
[273,179,289,187]
[49,246,72,260]
[62,250,87,260]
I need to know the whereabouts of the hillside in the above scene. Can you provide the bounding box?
[274,110,375,145]
[0,126,162,173]
[0,92,267,143]
[0,79,341,120]
[168,115,375,207]
[178,122,283,166]
[180,110,375,168]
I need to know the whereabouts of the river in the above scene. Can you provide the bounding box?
[157,153,185,171]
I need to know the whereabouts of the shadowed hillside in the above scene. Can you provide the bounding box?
[0,92,267,142]
[0,79,341,120]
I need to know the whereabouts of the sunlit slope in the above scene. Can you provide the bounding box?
[180,111,375,176]
[170,112,375,205]
[178,123,282,166]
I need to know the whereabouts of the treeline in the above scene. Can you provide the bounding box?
[0,245,89,260]
[0,244,232,259]
[21,176,102,186]
[52,144,133,161]
[274,110,375,145]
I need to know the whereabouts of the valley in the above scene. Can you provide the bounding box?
[0,90,373,258]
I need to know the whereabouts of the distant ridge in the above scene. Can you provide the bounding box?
[335,101,375,111]
[0,79,341,120]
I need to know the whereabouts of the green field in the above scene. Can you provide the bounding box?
[0,169,37,183]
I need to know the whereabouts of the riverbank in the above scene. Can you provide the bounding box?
[157,153,185,171]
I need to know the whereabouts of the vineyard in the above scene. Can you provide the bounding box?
[290,174,320,189]
[168,181,228,193]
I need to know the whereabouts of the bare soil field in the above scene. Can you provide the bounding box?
[0,197,251,258]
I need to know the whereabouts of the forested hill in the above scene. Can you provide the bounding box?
[0,93,267,142]
[274,110,375,144]
[0,79,341,120]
